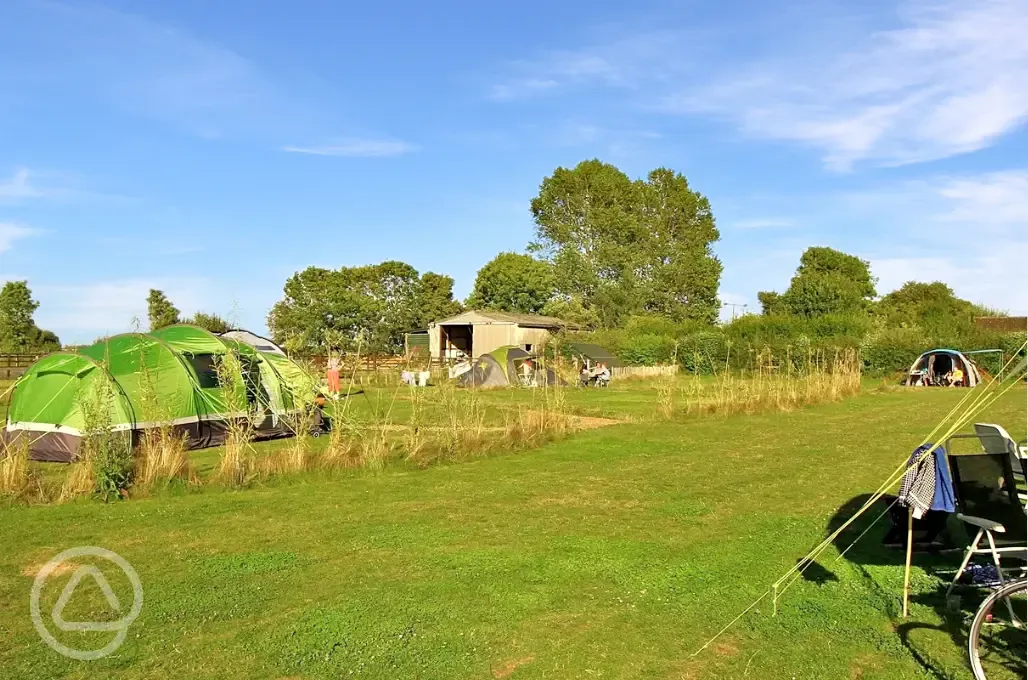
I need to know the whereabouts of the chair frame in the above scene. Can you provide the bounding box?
[943,436,1026,598]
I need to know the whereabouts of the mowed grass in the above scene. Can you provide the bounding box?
[0,386,1024,679]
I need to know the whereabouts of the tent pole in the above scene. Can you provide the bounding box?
[902,506,914,618]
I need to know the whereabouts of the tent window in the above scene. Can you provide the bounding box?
[187,354,221,388]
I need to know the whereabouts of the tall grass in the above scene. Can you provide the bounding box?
[0,438,30,499]
[213,352,255,488]
[134,351,195,491]
[681,347,861,417]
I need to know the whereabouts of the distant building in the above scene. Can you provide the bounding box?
[427,310,572,360]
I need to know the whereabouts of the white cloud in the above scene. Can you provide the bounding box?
[282,138,419,157]
[489,1,1028,168]
[0,222,37,253]
[0,169,44,201]
[34,278,209,341]
[859,170,1028,312]
[872,252,1026,314]
[664,0,1028,169]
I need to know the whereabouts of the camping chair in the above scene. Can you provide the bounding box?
[974,423,1028,504]
[944,451,1027,597]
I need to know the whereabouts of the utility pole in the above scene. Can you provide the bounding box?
[722,302,748,321]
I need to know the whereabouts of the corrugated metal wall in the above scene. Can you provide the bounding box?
[472,324,514,357]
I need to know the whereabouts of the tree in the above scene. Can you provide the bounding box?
[268,260,430,355]
[188,312,231,334]
[876,281,977,335]
[530,159,722,326]
[467,252,554,314]
[760,247,877,318]
[0,281,59,352]
[416,272,462,326]
[147,289,180,330]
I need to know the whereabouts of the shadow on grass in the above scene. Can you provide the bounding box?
[824,494,1024,679]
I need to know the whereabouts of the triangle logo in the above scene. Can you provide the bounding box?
[51,565,124,633]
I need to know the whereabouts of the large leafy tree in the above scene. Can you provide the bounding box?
[467,252,554,314]
[416,272,462,325]
[268,260,439,355]
[875,281,978,334]
[760,247,877,317]
[530,159,722,326]
[147,289,181,330]
[0,281,60,352]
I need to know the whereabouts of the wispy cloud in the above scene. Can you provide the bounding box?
[34,277,210,340]
[487,32,682,101]
[489,1,1028,168]
[0,169,44,201]
[663,0,1028,169]
[855,170,1027,311]
[0,222,38,254]
[282,138,419,157]
[0,2,297,139]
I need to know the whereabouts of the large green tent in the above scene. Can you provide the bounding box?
[4,325,319,462]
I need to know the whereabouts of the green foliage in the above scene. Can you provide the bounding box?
[530,159,722,327]
[467,252,554,314]
[761,247,877,318]
[875,281,976,335]
[79,369,133,502]
[0,281,60,353]
[417,272,462,323]
[147,289,181,330]
[188,311,231,334]
[269,261,455,355]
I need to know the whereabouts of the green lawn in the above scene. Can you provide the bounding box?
[1,386,1024,679]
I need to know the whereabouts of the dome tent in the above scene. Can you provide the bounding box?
[4,325,317,462]
[455,345,563,388]
[905,348,982,387]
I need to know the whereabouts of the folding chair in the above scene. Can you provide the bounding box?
[945,452,1027,597]
[974,423,1028,504]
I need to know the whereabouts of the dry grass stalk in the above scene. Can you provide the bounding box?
[681,347,861,417]
[135,427,194,491]
[134,354,196,491]
[213,352,255,488]
[0,438,30,498]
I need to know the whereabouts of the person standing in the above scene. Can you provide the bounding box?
[326,356,341,394]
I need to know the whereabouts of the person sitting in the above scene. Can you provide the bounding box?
[580,364,592,387]
[596,363,611,387]
[949,366,964,387]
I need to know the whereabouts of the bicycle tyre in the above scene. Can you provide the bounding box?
[968,578,1027,680]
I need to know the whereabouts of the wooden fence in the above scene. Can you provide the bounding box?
[612,365,679,379]
[0,354,40,380]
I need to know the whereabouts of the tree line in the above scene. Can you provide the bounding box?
[0,158,1014,363]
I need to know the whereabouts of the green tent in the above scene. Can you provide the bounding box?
[4,325,319,462]
[455,345,563,388]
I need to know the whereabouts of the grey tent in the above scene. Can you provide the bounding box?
[455,346,563,388]
[906,348,982,387]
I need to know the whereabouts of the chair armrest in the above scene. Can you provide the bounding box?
[956,514,1006,532]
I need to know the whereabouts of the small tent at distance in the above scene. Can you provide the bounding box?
[906,348,982,387]
[455,345,563,388]
[4,325,320,462]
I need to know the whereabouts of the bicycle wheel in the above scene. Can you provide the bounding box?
[968,578,1027,680]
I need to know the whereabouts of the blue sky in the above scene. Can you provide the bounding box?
[1,0,1026,343]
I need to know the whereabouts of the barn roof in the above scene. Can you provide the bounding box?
[431,310,573,329]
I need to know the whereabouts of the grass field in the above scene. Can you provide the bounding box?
[1,384,1025,679]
